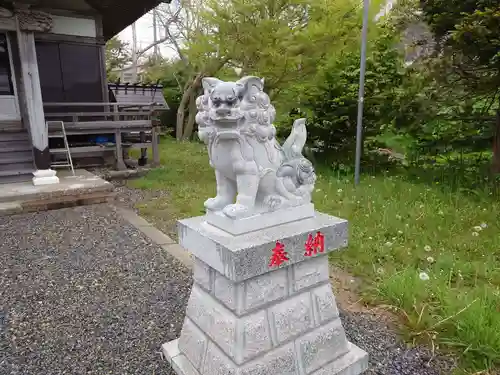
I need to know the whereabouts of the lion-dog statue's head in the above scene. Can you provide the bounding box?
[196,76,277,143]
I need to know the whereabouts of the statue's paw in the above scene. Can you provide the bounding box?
[204,196,231,211]
[223,204,250,219]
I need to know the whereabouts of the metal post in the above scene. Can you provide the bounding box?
[153,8,159,59]
[354,0,370,185]
[131,22,138,83]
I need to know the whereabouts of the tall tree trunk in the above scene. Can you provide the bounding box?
[182,90,198,140]
[176,80,190,140]
[493,107,500,174]
[176,73,203,140]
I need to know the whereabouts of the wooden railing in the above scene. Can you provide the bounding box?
[43,102,166,170]
[43,102,164,130]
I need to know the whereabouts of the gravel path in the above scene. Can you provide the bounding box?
[342,311,456,375]
[0,201,455,375]
[0,205,190,375]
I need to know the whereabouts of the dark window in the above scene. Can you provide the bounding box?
[36,41,103,106]
[59,44,103,103]
[36,42,64,102]
[0,33,14,96]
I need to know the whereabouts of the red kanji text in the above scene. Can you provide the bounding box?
[304,231,325,256]
[269,241,289,268]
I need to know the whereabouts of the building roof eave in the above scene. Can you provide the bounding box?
[85,0,173,40]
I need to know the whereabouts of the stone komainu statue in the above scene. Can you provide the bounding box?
[195,76,316,219]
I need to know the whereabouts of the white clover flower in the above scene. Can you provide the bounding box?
[424,245,432,252]
[397,230,403,235]
[385,241,393,247]
[481,223,488,229]
[419,272,430,281]
[337,188,343,193]
[426,256,435,263]
[368,237,373,240]
[473,226,482,232]
[376,267,385,275]
[472,231,479,237]
[315,189,322,193]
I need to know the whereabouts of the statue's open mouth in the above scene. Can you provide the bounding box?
[214,116,239,123]
[210,113,244,126]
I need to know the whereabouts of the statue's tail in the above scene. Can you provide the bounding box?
[282,118,307,161]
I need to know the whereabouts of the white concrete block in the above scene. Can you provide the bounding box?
[292,256,329,293]
[239,343,297,375]
[243,268,288,313]
[178,212,348,282]
[186,285,237,359]
[269,292,313,344]
[193,258,213,292]
[238,310,272,363]
[178,318,208,370]
[312,284,339,325]
[206,203,315,235]
[296,319,350,374]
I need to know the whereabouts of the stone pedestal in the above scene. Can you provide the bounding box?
[162,211,368,375]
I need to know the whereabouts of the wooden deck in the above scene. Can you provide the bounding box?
[43,102,165,170]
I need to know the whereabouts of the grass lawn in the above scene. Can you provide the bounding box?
[130,137,500,373]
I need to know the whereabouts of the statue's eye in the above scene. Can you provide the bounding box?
[212,96,222,106]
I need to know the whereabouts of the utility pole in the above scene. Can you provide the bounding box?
[131,21,138,83]
[354,0,370,185]
[153,8,159,60]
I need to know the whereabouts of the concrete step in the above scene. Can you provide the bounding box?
[0,141,32,153]
[0,166,34,176]
[0,169,115,204]
[0,151,33,165]
[0,172,116,215]
[0,163,34,173]
[0,173,32,184]
[0,132,30,142]
[0,201,23,216]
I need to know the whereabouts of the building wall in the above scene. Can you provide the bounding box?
[0,9,106,107]
[34,11,106,106]
[36,41,104,104]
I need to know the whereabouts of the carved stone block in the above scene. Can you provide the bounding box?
[163,213,368,375]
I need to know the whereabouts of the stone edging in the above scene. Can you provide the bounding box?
[114,206,193,269]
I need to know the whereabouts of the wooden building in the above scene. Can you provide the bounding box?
[0,0,170,185]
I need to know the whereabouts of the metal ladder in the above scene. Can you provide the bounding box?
[47,120,75,176]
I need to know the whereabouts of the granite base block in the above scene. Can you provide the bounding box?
[205,203,315,235]
[163,211,368,375]
[178,211,348,282]
[163,339,368,375]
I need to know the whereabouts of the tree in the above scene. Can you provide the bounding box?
[150,0,386,140]
[152,0,229,140]
[105,37,131,81]
[193,0,388,122]
[419,0,500,171]
[302,24,407,162]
